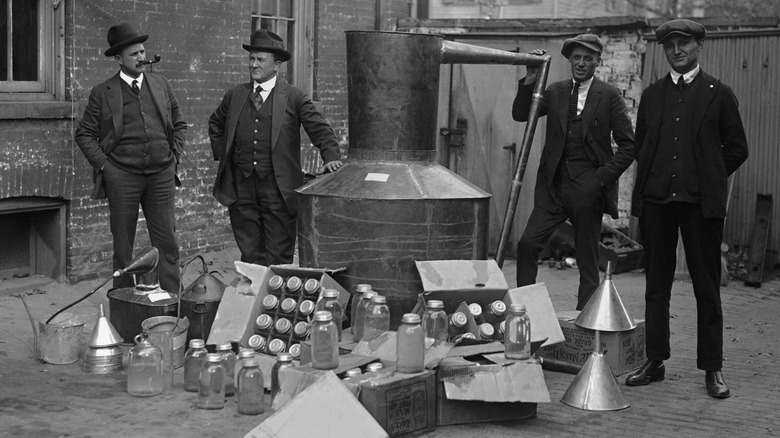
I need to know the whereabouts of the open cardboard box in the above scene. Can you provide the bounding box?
[503,283,566,347]
[351,331,455,370]
[414,260,508,315]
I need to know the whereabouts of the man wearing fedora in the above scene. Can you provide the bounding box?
[75,23,187,294]
[209,29,342,265]
[512,34,635,310]
[626,19,748,399]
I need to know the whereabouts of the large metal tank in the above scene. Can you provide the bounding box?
[297,31,544,327]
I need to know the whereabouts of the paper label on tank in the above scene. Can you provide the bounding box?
[365,173,389,182]
[148,292,172,302]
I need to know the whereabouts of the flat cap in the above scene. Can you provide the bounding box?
[656,19,706,44]
[561,34,603,58]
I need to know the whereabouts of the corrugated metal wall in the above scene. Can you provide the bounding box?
[643,29,780,254]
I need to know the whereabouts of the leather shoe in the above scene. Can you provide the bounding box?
[626,360,665,386]
[705,370,730,399]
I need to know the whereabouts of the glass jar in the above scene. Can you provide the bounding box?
[422,299,448,342]
[247,334,267,352]
[468,303,484,324]
[183,338,208,392]
[352,290,377,342]
[267,338,287,355]
[303,278,320,297]
[298,299,315,318]
[496,320,506,341]
[237,358,265,415]
[396,313,425,373]
[351,284,373,334]
[484,300,507,324]
[216,342,237,397]
[280,297,297,315]
[275,318,292,335]
[255,314,274,332]
[262,294,279,312]
[311,310,339,370]
[198,353,226,409]
[447,311,469,340]
[316,289,343,341]
[343,368,362,379]
[271,352,295,403]
[478,322,495,340]
[268,275,284,296]
[235,348,256,394]
[127,332,163,397]
[285,276,302,295]
[363,294,390,342]
[504,304,531,360]
[293,321,310,339]
[365,362,384,374]
[288,343,301,360]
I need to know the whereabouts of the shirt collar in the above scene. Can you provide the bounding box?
[254,75,277,92]
[573,76,594,92]
[120,71,144,88]
[670,64,700,86]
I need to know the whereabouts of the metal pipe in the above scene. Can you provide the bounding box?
[441,40,548,66]
[495,55,552,268]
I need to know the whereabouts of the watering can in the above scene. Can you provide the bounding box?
[20,294,86,364]
[179,254,226,343]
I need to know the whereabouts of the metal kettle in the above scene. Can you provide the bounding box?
[180,255,226,343]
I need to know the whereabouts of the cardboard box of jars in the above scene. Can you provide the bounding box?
[207,262,350,357]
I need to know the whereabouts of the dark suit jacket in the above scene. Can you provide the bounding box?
[513,78,635,219]
[75,72,187,199]
[631,71,748,218]
[208,79,340,215]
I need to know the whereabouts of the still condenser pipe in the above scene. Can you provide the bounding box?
[297,31,548,328]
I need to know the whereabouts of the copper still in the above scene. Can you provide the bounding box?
[297,31,548,327]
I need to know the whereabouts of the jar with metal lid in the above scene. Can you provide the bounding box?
[447,311,469,340]
[271,352,295,403]
[343,367,362,379]
[311,311,339,370]
[363,295,390,342]
[268,275,285,295]
[285,276,302,295]
[315,289,343,341]
[468,303,484,324]
[288,343,301,360]
[293,321,310,338]
[298,299,315,318]
[495,319,506,341]
[274,318,292,335]
[352,290,377,342]
[504,304,531,360]
[267,338,287,355]
[262,294,279,312]
[198,353,226,410]
[255,314,274,332]
[422,299,448,342]
[454,332,476,342]
[478,322,495,340]
[484,300,507,324]
[183,338,208,392]
[127,332,163,397]
[351,284,373,332]
[280,297,297,315]
[365,362,384,373]
[237,358,264,415]
[215,342,237,397]
[247,334,267,351]
[303,278,320,297]
[235,349,256,393]
[396,313,425,373]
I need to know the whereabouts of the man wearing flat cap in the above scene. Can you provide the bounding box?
[512,34,634,310]
[627,18,748,399]
[75,23,187,294]
[209,29,342,265]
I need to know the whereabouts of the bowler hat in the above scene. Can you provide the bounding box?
[104,22,148,57]
[561,34,604,58]
[242,29,291,62]
[656,19,706,44]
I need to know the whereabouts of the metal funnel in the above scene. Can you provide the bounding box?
[575,261,636,332]
[118,247,159,277]
[87,304,123,348]
[560,351,630,411]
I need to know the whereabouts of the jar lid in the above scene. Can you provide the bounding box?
[286,276,302,292]
[303,278,320,294]
[243,358,260,367]
[275,318,292,333]
[365,362,384,372]
[509,304,527,314]
[294,321,310,336]
[479,323,494,338]
[345,368,362,377]
[269,339,287,354]
[256,314,273,329]
[451,311,468,327]
[370,295,386,304]
[276,352,293,362]
[189,339,205,348]
[468,303,483,317]
[490,301,507,315]
[216,342,232,352]
[460,332,476,340]
[206,353,222,362]
[322,288,340,299]
[248,335,266,349]
[262,294,279,308]
[313,310,332,322]
[299,300,315,315]
[281,297,297,313]
[355,284,373,293]
[288,344,301,359]
[268,275,284,291]
[238,349,256,359]
[402,313,421,324]
[499,320,506,333]
[427,300,444,310]
[363,291,377,300]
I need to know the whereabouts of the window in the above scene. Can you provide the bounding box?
[0,0,64,101]
[251,0,314,96]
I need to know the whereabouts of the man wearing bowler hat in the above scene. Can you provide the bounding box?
[75,23,187,294]
[512,34,635,310]
[626,19,748,399]
[209,29,342,265]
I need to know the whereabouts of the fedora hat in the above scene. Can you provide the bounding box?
[242,29,291,62]
[104,22,148,57]
[561,34,603,58]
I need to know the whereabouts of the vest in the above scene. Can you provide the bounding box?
[560,112,594,180]
[232,90,274,178]
[644,76,701,204]
[110,80,172,174]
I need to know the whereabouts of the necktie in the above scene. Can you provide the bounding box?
[131,79,140,95]
[252,86,264,111]
[678,78,687,92]
[569,81,580,117]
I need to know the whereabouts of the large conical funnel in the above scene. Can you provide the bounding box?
[575,261,636,332]
[560,351,630,411]
[87,304,123,348]
[118,247,159,277]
